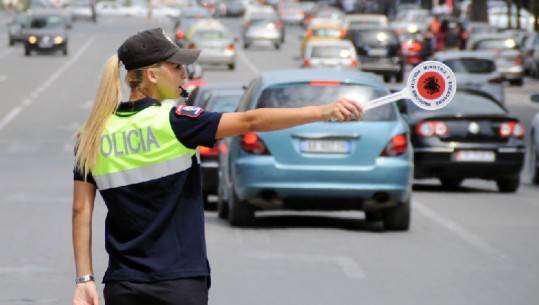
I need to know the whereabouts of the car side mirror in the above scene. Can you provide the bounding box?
[531,94,539,103]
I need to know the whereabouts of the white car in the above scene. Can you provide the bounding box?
[302,40,359,70]
[432,51,505,104]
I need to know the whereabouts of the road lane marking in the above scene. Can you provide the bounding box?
[236,49,260,76]
[243,251,365,279]
[0,35,98,134]
[413,200,508,260]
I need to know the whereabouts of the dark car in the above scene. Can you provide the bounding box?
[197,90,244,208]
[346,27,405,83]
[400,89,526,192]
[7,13,30,46]
[24,14,68,56]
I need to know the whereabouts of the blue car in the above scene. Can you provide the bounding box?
[217,69,413,230]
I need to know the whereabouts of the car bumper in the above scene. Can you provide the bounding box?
[201,161,219,193]
[414,147,525,179]
[360,58,403,73]
[25,42,66,52]
[233,156,413,210]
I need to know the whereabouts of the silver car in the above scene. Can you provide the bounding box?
[243,17,283,49]
[185,19,237,70]
[432,51,505,104]
[301,40,359,70]
[466,33,524,86]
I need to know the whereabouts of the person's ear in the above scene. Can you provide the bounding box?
[146,68,158,84]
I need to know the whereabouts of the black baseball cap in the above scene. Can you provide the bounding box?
[118,28,201,70]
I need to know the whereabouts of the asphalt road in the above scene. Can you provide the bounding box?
[0,14,538,305]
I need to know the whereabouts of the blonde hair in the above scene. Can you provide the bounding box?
[75,55,122,178]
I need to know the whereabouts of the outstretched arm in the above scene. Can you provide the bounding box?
[215,97,363,139]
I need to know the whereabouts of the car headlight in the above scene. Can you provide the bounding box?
[28,35,37,44]
[54,36,64,44]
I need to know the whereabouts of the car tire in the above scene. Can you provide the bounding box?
[243,42,249,49]
[228,63,235,70]
[24,47,30,56]
[383,199,410,231]
[63,47,68,56]
[217,183,228,219]
[496,176,520,193]
[9,38,14,46]
[395,69,404,83]
[383,74,391,83]
[531,133,539,185]
[274,43,280,50]
[228,187,255,227]
[509,78,523,86]
[440,178,463,189]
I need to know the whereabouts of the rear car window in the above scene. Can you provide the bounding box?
[354,30,399,46]
[311,46,354,58]
[257,84,396,121]
[407,91,506,116]
[443,58,496,73]
[474,38,517,50]
[312,28,341,37]
[207,96,242,113]
[193,29,227,40]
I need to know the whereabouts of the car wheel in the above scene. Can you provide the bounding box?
[274,43,280,50]
[365,211,382,222]
[9,38,14,46]
[440,178,463,189]
[531,133,539,185]
[228,186,255,227]
[383,74,391,83]
[509,78,523,86]
[203,191,216,211]
[243,41,249,49]
[496,176,520,193]
[24,47,30,56]
[63,47,68,56]
[383,199,410,231]
[217,183,228,219]
[395,69,404,83]
[228,63,235,70]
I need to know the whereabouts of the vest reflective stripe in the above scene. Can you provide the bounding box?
[94,153,193,190]
[93,103,197,189]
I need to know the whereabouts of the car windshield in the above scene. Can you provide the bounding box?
[193,29,227,40]
[311,46,354,58]
[29,16,64,28]
[443,58,496,73]
[474,38,517,50]
[354,30,399,46]
[206,96,242,113]
[257,84,396,121]
[407,91,506,116]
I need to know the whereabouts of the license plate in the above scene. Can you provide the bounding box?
[368,48,387,56]
[454,151,495,162]
[39,41,53,48]
[300,140,349,154]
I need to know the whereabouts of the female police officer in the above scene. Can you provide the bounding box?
[72,28,363,305]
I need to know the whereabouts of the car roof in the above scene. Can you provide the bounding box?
[257,69,385,89]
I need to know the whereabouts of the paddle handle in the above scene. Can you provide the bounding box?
[362,90,407,111]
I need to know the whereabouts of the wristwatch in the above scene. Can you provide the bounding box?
[75,274,95,284]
